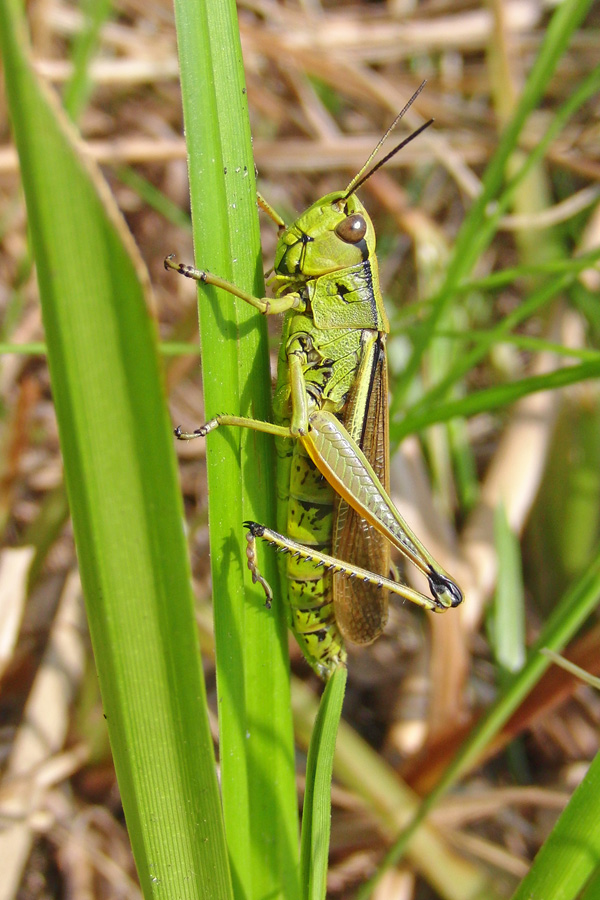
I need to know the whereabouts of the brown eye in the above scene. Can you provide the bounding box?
[335,214,367,244]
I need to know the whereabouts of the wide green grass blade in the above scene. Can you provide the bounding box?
[0,2,232,897]
[300,667,347,900]
[580,865,600,900]
[171,0,300,897]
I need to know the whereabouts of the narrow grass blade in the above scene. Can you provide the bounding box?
[491,503,526,681]
[413,247,600,415]
[393,0,595,408]
[509,749,600,900]
[0,2,232,897]
[62,0,113,120]
[540,649,600,691]
[171,0,300,897]
[292,679,499,900]
[444,246,600,294]
[392,359,600,441]
[300,666,347,900]
[358,547,600,896]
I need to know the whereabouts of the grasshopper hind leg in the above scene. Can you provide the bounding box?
[244,521,346,678]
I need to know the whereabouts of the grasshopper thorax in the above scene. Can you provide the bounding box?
[273,191,376,281]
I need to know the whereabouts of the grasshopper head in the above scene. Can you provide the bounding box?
[273,191,376,279]
[272,89,434,282]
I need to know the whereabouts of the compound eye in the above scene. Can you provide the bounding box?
[335,214,367,244]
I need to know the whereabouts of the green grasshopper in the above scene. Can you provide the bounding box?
[167,85,462,679]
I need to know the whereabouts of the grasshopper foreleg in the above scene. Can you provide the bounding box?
[164,254,304,316]
[174,415,293,442]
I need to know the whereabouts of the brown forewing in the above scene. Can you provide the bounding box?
[332,333,390,644]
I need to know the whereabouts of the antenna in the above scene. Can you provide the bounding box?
[343,81,432,199]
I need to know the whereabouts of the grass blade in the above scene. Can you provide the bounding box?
[293,680,499,900]
[358,547,600,895]
[0,1,232,896]
[392,359,600,440]
[509,749,600,900]
[392,0,596,408]
[491,503,526,681]
[300,667,347,900]
[171,1,300,897]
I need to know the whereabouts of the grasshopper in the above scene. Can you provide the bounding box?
[167,85,462,679]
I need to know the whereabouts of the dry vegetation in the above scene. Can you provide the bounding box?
[0,0,599,898]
